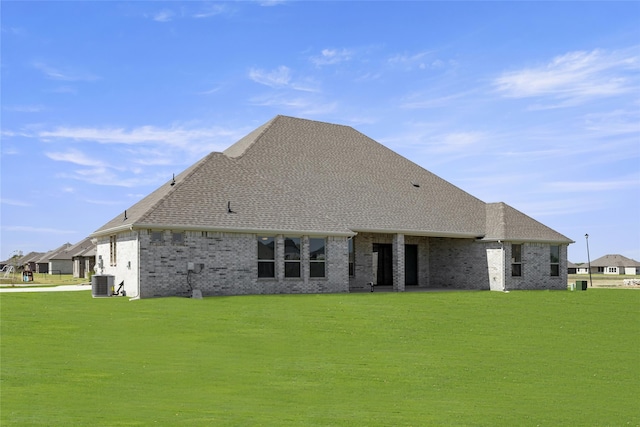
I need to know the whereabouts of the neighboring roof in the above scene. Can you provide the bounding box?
[93,115,572,243]
[590,254,640,268]
[484,202,573,244]
[36,243,72,263]
[567,261,578,268]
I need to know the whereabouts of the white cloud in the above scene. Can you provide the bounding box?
[493,48,639,105]
[2,225,76,234]
[249,66,292,87]
[546,176,640,193]
[193,4,227,18]
[33,62,99,82]
[45,149,107,167]
[153,9,175,22]
[311,48,353,66]
[38,125,236,152]
[1,198,32,207]
[3,105,44,113]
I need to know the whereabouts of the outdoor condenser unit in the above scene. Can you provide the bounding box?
[92,275,114,298]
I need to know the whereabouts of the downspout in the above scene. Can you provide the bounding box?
[499,240,508,293]
[129,228,141,301]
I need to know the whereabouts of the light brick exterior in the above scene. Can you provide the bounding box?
[97,230,349,298]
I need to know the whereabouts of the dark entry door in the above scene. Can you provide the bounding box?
[372,243,393,286]
[405,244,418,286]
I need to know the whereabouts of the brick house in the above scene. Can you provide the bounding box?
[91,116,573,298]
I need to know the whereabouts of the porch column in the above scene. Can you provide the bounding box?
[393,233,405,292]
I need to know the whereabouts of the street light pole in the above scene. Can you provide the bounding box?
[585,234,592,288]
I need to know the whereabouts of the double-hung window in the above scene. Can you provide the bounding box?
[309,238,326,278]
[258,237,275,278]
[109,235,117,266]
[550,245,560,276]
[511,244,522,277]
[284,237,301,278]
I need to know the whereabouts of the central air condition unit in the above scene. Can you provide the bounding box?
[92,275,115,298]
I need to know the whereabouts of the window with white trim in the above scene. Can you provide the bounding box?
[284,237,301,278]
[109,235,117,266]
[258,237,275,278]
[511,244,522,277]
[550,245,560,277]
[309,238,326,278]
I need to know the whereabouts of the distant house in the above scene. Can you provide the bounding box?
[35,243,72,274]
[91,116,574,298]
[71,244,96,279]
[567,261,578,274]
[589,254,640,275]
[45,238,96,277]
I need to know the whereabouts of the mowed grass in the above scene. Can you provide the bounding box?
[1,290,638,426]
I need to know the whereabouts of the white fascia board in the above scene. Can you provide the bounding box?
[351,228,484,239]
[91,223,356,238]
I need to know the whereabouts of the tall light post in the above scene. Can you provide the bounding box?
[585,234,593,288]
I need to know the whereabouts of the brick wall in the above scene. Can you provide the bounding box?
[99,230,350,298]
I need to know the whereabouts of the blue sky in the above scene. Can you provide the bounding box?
[1,1,639,264]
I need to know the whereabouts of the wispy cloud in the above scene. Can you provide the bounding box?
[493,47,639,106]
[45,148,108,167]
[38,124,237,152]
[248,66,319,92]
[249,66,291,87]
[1,198,32,207]
[249,93,336,116]
[311,48,353,66]
[387,51,447,71]
[2,225,76,234]
[193,4,227,18]
[33,62,99,82]
[3,105,45,113]
[546,176,640,193]
[153,9,175,22]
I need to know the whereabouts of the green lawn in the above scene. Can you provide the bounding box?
[1,290,638,426]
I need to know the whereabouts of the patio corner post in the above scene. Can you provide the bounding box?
[585,234,593,288]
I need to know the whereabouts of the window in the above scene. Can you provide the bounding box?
[258,237,275,278]
[109,235,117,266]
[597,267,605,273]
[348,238,355,277]
[310,238,326,278]
[284,237,301,278]
[608,267,617,273]
[550,245,560,276]
[151,230,163,243]
[172,232,184,244]
[511,244,522,277]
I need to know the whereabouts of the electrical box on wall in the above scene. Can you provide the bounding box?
[188,262,195,271]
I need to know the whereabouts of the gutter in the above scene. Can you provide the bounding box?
[92,223,356,238]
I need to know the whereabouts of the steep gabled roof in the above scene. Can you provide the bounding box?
[590,254,640,268]
[484,202,573,243]
[94,151,353,236]
[225,115,486,237]
[92,115,572,243]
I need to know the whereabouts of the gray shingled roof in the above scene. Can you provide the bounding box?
[484,202,573,243]
[225,116,486,237]
[590,254,640,268]
[93,115,572,243]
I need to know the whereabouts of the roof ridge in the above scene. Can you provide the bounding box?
[137,153,217,225]
[223,116,280,159]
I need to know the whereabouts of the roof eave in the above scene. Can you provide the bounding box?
[352,228,484,239]
[91,223,356,238]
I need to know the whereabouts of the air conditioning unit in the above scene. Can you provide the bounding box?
[92,275,115,298]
